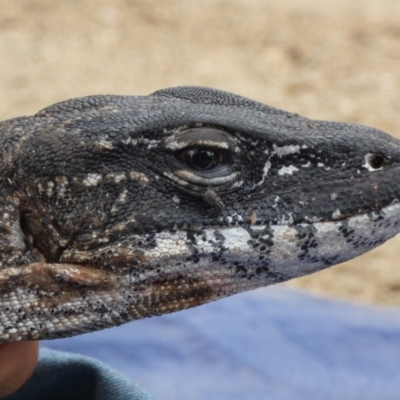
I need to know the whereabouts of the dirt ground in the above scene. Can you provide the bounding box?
[1,0,400,306]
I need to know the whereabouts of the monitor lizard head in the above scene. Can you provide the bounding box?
[1,86,399,340]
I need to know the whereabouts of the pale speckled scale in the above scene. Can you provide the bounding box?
[0,86,400,342]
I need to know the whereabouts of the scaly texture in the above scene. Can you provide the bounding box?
[0,86,400,342]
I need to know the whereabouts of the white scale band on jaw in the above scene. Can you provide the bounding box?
[139,201,400,282]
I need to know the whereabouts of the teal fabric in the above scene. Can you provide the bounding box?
[4,348,155,400]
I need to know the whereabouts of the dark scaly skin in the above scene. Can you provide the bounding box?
[0,86,399,341]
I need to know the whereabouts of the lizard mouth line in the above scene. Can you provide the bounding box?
[58,201,400,276]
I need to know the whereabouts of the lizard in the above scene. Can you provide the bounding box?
[0,86,399,343]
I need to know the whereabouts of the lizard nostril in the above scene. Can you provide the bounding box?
[365,154,385,170]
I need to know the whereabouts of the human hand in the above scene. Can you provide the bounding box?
[0,341,38,398]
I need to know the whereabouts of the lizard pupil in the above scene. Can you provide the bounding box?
[189,149,215,170]
[177,148,228,170]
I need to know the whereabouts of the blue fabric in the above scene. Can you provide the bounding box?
[5,348,154,400]
[11,287,400,399]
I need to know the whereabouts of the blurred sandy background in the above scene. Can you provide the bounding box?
[1,0,400,306]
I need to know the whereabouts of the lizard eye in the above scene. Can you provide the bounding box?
[161,127,240,189]
[175,147,231,171]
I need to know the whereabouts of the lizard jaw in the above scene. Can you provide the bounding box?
[1,201,398,342]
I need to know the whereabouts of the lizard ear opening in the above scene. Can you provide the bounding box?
[20,207,63,263]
